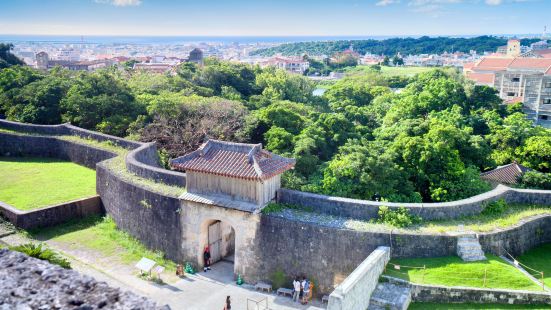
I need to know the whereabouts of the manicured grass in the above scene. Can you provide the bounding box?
[518,243,551,288]
[30,215,177,272]
[345,65,434,77]
[409,302,550,309]
[418,204,551,233]
[0,157,96,210]
[384,255,541,291]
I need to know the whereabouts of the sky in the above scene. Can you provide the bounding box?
[0,0,549,37]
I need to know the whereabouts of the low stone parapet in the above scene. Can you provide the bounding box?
[383,275,551,305]
[327,246,391,310]
[0,196,103,230]
[277,185,551,221]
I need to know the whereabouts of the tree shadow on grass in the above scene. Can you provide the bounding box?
[29,214,104,242]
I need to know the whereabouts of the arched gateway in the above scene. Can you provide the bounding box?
[171,140,295,279]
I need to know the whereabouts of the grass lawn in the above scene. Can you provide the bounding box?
[0,157,96,210]
[29,215,176,273]
[409,303,551,309]
[345,65,434,77]
[518,243,551,288]
[384,255,541,291]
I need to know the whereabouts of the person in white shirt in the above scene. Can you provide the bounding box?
[292,277,301,302]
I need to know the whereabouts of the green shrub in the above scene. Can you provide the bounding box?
[376,206,421,228]
[482,199,507,216]
[270,268,289,290]
[261,202,310,214]
[10,243,71,269]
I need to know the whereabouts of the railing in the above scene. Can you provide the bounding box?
[247,297,269,310]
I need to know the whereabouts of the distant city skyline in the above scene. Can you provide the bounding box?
[0,0,549,37]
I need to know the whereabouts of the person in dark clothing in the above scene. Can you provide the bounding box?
[224,296,231,310]
[203,246,211,272]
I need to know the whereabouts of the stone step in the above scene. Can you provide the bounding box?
[458,244,483,251]
[368,282,411,310]
[458,248,484,255]
[457,235,487,262]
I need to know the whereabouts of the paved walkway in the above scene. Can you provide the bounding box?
[0,232,325,310]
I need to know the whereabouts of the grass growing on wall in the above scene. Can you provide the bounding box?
[29,215,177,273]
[384,255,542,291]
[408,303,551,309]
[418,204,551,233]
[0,157,97,210]
[518,243,551,288]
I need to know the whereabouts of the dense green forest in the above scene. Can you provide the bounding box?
[251,36,541,57]
[1,45,550,202]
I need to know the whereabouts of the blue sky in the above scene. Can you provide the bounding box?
[0,0,549,36]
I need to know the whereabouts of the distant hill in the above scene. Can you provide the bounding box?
[251,36,540,57]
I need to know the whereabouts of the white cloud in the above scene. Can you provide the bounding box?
[376,0,400,6]
[485,0,503,5]
[94,0,142,7]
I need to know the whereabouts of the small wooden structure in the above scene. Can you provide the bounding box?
[171,139,295,208]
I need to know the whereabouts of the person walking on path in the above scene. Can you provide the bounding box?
[223,296,231,310]
[203,246,211,272]
[292,277,301,302]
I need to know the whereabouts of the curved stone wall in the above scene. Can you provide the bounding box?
[126,143,186,187]
[0,120,185,186]
[277,186,551,221]
[0,132,117,169]
[2,120,551,295]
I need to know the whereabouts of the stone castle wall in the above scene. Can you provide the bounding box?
[126,142,186,187]
[2,120,551,295]
[277,186,551,221]
[96,163,184,262]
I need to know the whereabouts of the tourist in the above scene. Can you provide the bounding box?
[292,277,301,302]
[302,278,310,304]
[203,246,211,272]
[223,296,231,310]
[299,277,305,302]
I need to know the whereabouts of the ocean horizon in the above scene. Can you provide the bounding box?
[0,34,541,45]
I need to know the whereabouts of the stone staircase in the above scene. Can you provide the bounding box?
[457,234,486,262]
[368,282,411,310]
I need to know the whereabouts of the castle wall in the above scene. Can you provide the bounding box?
[277,186,551,221]
[2,120,551,296]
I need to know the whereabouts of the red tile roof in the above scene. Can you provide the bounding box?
[466,72,495,85]
[508,58,551,70]
[170,140,295,181]
[473,57,514,71]
[533,49,551,58]
[480,162,531,185]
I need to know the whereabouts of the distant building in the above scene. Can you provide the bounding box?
[56,48,80,62]
[466,56,551,128]
[35,51,49,70]
[188,48,204,65]
[496,39,522,57]
[35,51,114,71]
[133,63,174,74]
[260,56,309,74]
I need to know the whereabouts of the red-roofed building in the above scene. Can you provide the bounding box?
[480,162,531,186]
[465,56,551,127]
[171,140,295,207]
[465,72,495,86]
